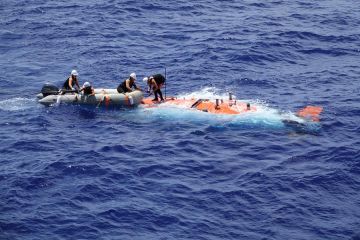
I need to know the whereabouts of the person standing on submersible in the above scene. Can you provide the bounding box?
[62,69,80,91]
[143,73,166,101]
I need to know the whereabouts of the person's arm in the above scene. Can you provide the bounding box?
[91,87,95,95]
[152,79,159,91]
[125,80,132,92]
[75,79,80,89]
[68,78,73,89]
[133,83,141,91]
[146,81,151,92]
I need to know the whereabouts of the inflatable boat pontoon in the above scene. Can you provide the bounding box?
[37,83,143,107]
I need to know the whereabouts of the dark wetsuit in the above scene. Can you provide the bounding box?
[152,74,166,85]
[117,79,138,93]
[63,77,77,90]
[83,86,93,95]
[151,74,166,101]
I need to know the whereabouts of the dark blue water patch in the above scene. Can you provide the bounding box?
[286,121,323,135]
[97,208,180,228]
[298,47,355,57]
[103,164,129,178]
[353,232,360,240]
[51,222,100,240]
[139,2,171,11]
[231,77,277,88]
[0,30,25,41]
[190,130,206,136]
[204,125,227,133]
[280,30,358,44]
[289,13,307,20]
[176,144,207,157]
[296,1,317,8]
[298,169,359,193]
[12,176,54,191]
[320,17,350,26]
[348,152,360,175]
[324,145,360,164]
[27,114,51,127]
[75,107,98,119]
[222,189,261,205]
[44,159,109,179]
[248,2,269,8]
[73,184,117,202]
[10,139,54,152]
[137,164,172,178]
[100,144,130,153]
[0,221,34,236]
[238,171,273,187]
[228,51,281,65]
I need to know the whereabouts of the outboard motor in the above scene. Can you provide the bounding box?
[41,83,60,97]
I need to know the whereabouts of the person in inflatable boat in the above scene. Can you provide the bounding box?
[63,69,80,91]
[80,81,94,96]
[117,72,141,93]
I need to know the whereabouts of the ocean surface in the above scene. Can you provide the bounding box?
[1,1,360,239]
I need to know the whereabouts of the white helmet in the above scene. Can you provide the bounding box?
[130,72,136,80]
[143,77,149,83]
[71,69,78,76]
[83,81,91,87]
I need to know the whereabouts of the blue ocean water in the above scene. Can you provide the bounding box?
[1,0,360,239]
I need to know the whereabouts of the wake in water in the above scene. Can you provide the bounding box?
[0,97,38,111]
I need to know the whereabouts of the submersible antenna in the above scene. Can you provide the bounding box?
[165,67,167,99]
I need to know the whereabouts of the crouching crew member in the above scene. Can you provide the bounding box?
[80,81,94,95]
[143,73,166,101]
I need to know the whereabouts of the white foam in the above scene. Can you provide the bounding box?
[142,87,305,127]
[0,97,37,111]
[177,86,229,100]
